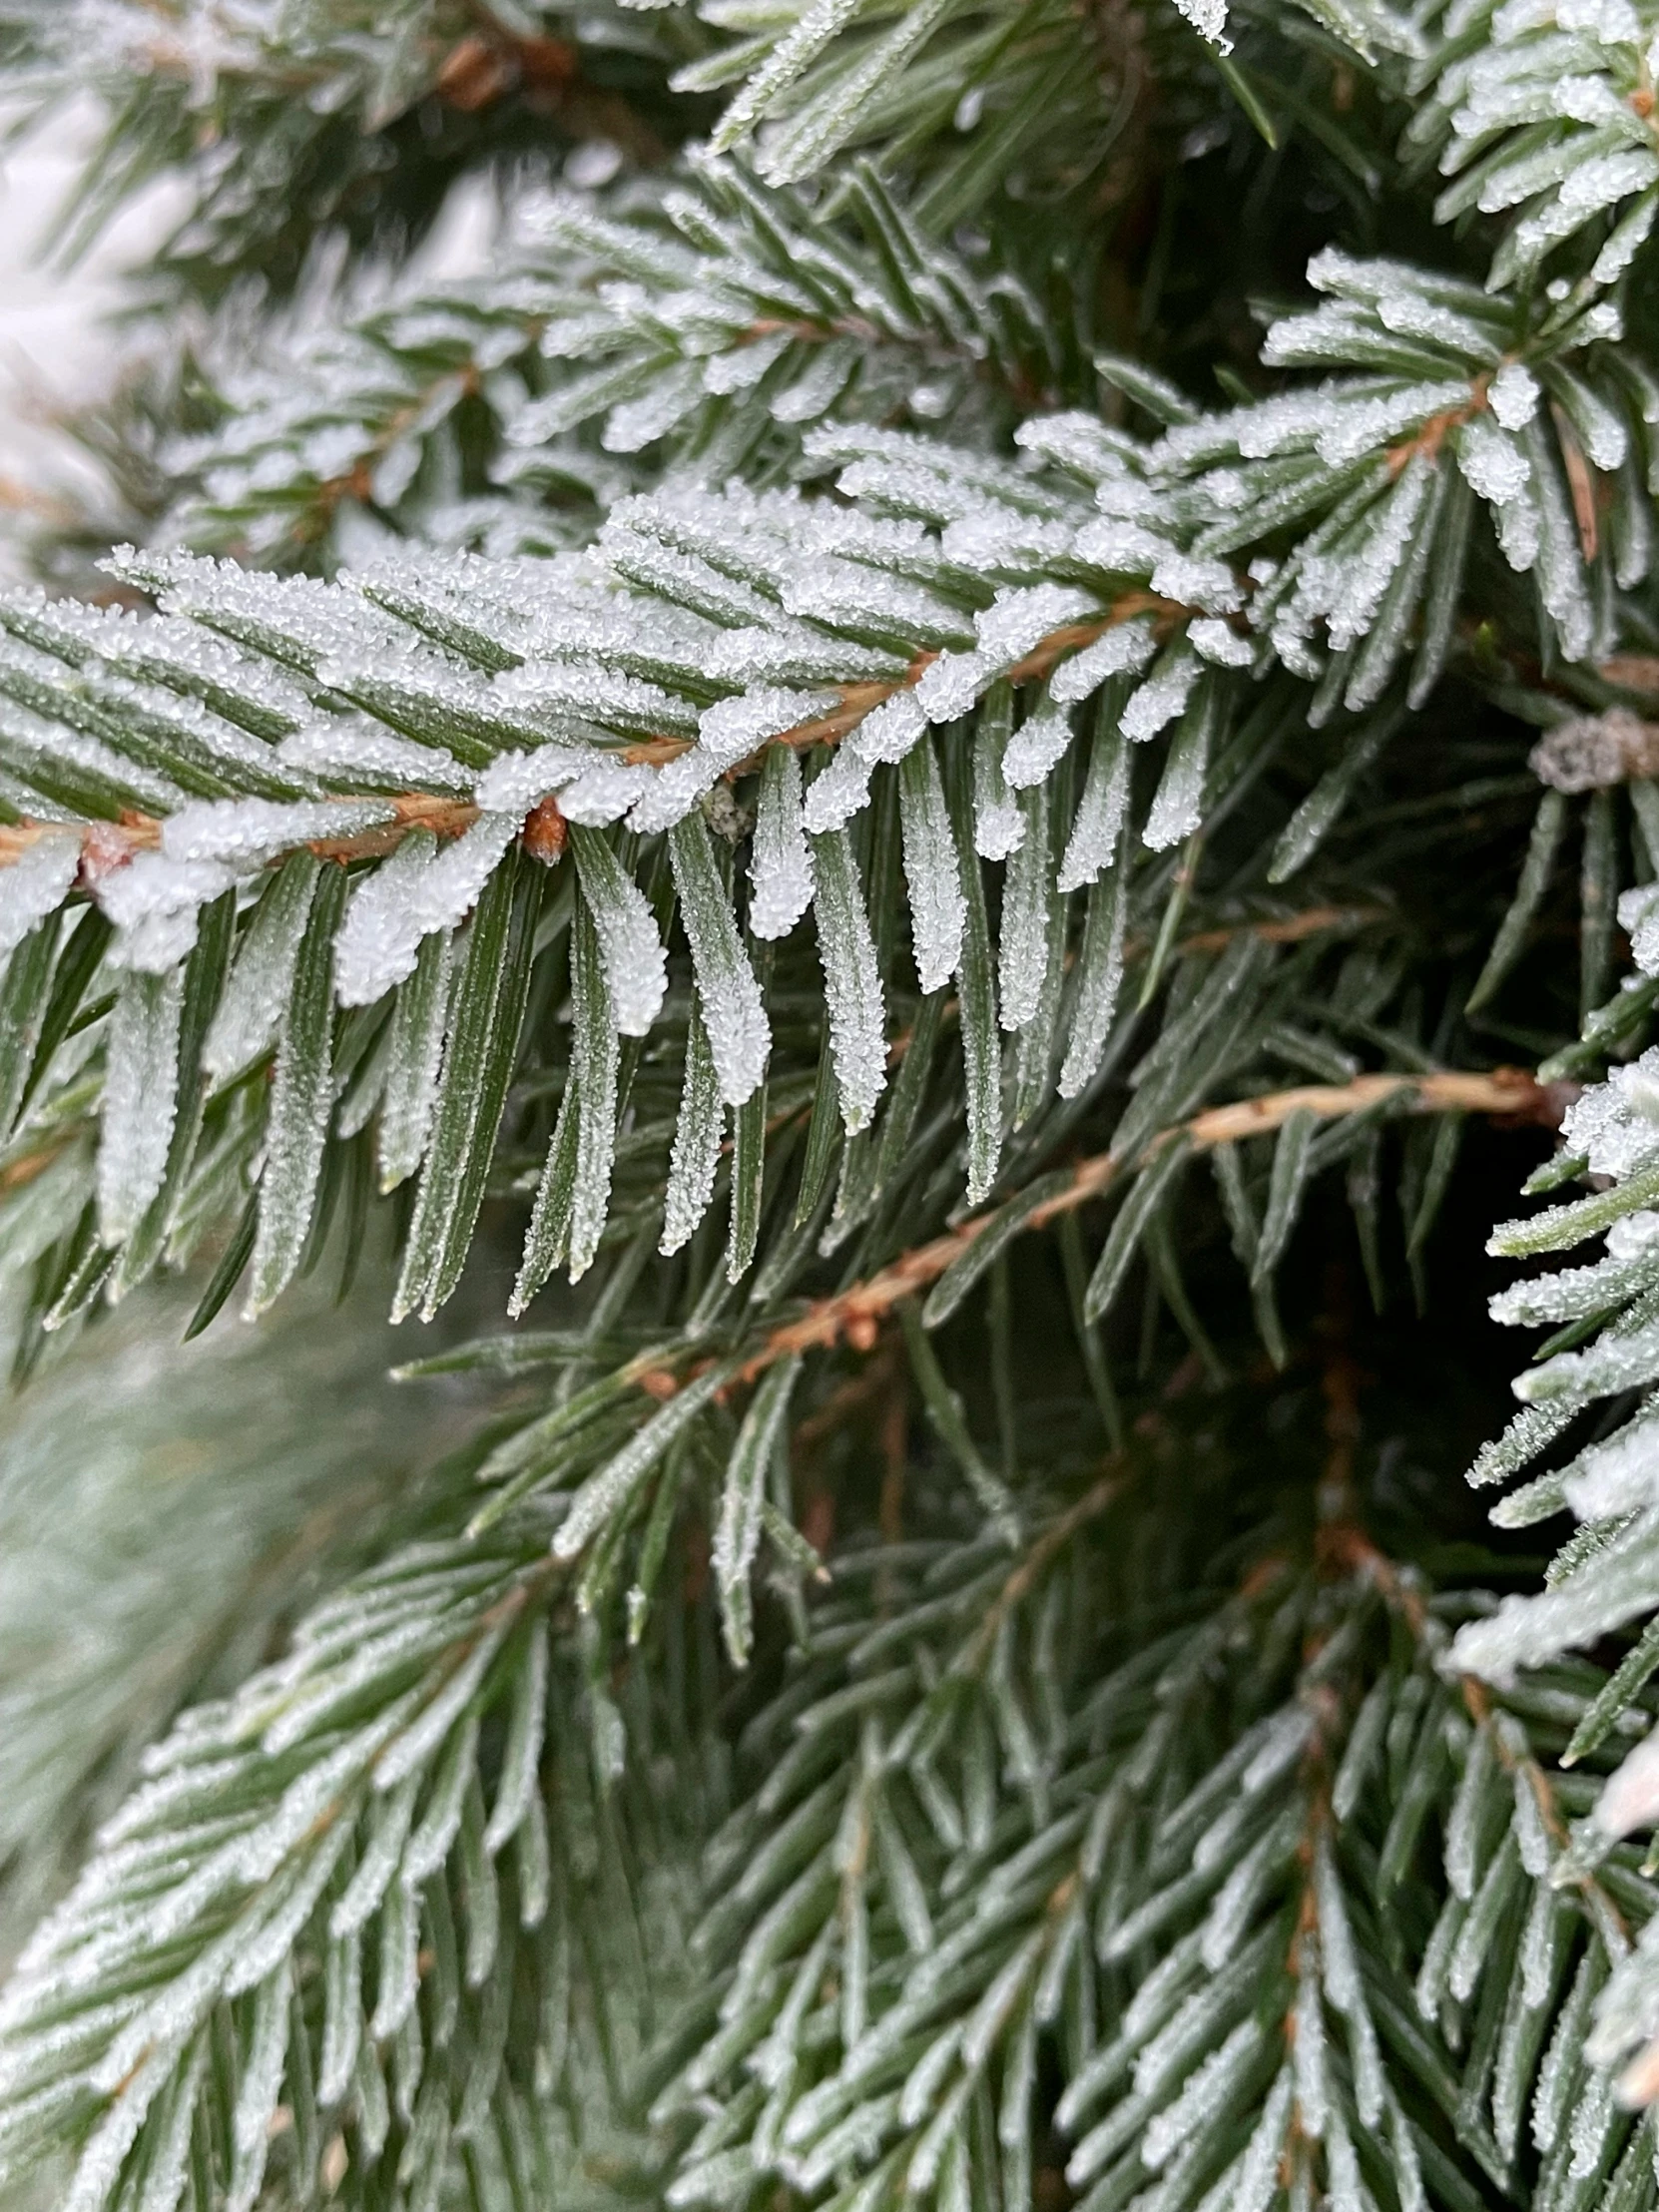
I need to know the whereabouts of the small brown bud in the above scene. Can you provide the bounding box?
[435,36,514,111]
[523,794,568,863]
[78,821,137,888]
[321,2134,349,2195]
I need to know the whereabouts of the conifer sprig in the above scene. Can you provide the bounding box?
[10,0,1659,2202]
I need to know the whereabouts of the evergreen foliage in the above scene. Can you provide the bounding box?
[14,0,1659,2208]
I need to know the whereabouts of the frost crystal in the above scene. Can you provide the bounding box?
[334,813,519,1006]
[670,817,770,1106]
[559,758,654,825]
[98,968,184,1245]
[749,747,815,941]
[204,858,317,1082]
[1564,1406,1659,1522]
[1144,705,1212,851]
[999,796,1051,1033]
[810,828,886,1132]
[661,1005,723,1256]
[1487,362,1541,429]
[1002,702,1073,790]
[847,690,926,768]
[697,687,836,768]
[100,854,237,974]
[1048,619,1157,706]
[803,746,873,833]
[1150,551,1243,614]
[1327,458,1434,651]
[629,748,727,833]
[1621,884,1659,974]
[706,621,904,689]
[1059,865,1127,1097]
[914,650,995,724]
[1172,0,1229,39]
[1073,516,1165,574]
[898,741,966,994]
[1233,2069,1295,2212]
[279,716,468,793]
[160,799,392,866]
[1326,2125,1366,2212]
[1188,618,1254,668]
[570,827,668,1036]
[1292,1950,1328,2137]
[1122,652,1201,744]
[973,710,1024,860]
[1558,1046,1659,1178]
[1143,2021,1263,2171]
[0,832,78,962]
[474,746,585,814]
[568,909,620,1283]
[1059,731,1130,892]
[1518,1883,1559,2011]
[1493,484,1542,574]
[1458,415,1531,509]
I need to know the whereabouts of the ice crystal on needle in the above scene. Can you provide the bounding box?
[333,813,519,1005]
[898,739,966,992]
[570,826,668,1036]
[9,24,1659,2209]
[97,969,184,1244]
[811,826,886,1131]
[0,833,79,962]
[749,747,815,940]
[670,815,770,1105]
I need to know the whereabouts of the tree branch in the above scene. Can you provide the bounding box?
[737,1066,1559,1382]
[0,591,1206,881]
[622,595,1184,770]
[0,794,484,886]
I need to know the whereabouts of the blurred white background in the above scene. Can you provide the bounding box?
[0,100,499,572]
[0,100,185,558]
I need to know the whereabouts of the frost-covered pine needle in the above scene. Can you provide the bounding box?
[749,747,815,941]
[809,826,886,1132]
[97,969,185,1246]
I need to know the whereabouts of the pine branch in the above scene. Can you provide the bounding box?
[0,794,482,874]
[11,0,695,302]
[14,0,1659,2205]
[642,1420,1658,2212]
[144,157,1065,565]
[739,1065,1559,1376]
[1406,0,1659,291]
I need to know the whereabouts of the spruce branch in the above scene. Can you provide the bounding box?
[0,795,483,877]
[10,4,1659,2196]
[738,1065,1559,1377]
[6,0,695,301]
[156,158,1065,565]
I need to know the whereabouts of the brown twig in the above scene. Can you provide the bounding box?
[1174,903,1380,955]
[0,794,484,888]
[1460,1674,1631,1971]
[953,1460,1129,1675]
[621,594,1187,772]
[735,1066,1556,1385]
[0,598,1196,881]
[1386,372,1490,475]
